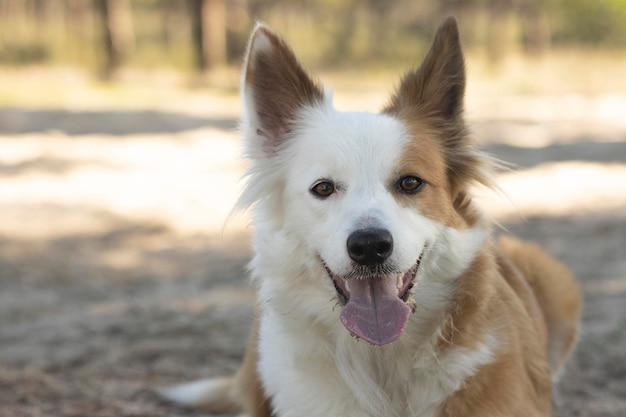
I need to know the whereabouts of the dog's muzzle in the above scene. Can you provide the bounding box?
[323,247,424,346]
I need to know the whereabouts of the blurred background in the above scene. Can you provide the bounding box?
[1,0,626,76]
[1,1,625,416]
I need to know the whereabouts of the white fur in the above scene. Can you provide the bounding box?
[256,225,494,417]
[237,93,496,416]
[158,378,231,407]
[159,23,508,417]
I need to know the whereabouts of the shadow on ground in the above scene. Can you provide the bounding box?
[0,109,237,135]
[0,219,253,417]
[482,140,626,169]
[1,105,625,416]
[0,211,624,416]
[0,156,118,177]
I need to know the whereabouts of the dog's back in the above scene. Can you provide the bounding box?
[498,236,582,380]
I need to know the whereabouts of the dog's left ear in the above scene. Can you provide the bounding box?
[385,18,496,194]
[384,17,465,123]
[241,23,325,156]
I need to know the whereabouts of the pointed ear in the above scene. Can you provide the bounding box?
[242,23,324,155]
[384,18,495,194]
[384,17,465,122]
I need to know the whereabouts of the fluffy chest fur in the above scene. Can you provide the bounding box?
[252,221,494,417]
[257,306,496,417]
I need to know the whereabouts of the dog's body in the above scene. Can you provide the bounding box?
[162,18,581,417]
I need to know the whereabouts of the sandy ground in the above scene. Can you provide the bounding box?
[0,74,625,416]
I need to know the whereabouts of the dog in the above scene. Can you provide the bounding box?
[161,17,582,417]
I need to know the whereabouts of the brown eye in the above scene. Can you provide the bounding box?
[397,175,424,194]
[310,180,335,198]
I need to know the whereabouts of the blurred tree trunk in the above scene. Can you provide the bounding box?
[486,0,518,64]
[160,0,178,46]
[66,0,91,62]
[521,1,551,55]
[94,0,134,78]
[368,0,394,56]
[187,0,226,72]
[333,0,359,58]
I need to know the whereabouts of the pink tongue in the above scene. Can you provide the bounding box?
[339,276,410,346]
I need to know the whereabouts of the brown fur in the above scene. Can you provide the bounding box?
[384,17,494,199]
[244,25,324,153]
[394,135,471,230]
[439,246,555,417]
[192,317,274,417]
[498,236,582,376]
[236,317,274,417]
[232,237,581,417]
[182,18,581,417]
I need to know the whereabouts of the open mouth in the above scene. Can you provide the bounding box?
[323,252,424,346]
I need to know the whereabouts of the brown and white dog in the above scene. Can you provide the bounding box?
[161,17,582,417]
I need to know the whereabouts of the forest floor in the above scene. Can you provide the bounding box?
[0,67,625,416]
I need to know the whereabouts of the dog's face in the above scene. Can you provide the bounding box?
[238,19,493,346]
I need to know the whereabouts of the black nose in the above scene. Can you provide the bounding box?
[347,228,393,266]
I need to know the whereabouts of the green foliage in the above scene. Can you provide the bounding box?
[553,0,626,46]
[0,43,50,65]
[1,0,625,71]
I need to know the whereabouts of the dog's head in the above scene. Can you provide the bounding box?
[237,18,494,346]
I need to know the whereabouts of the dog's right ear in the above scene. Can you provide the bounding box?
[241,24,324,156]
[383,17,465,123]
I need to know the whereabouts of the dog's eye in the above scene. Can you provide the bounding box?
[310,180,335,198]
[397,175,424,194]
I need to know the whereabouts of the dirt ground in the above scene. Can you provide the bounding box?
[0,73,625,417]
